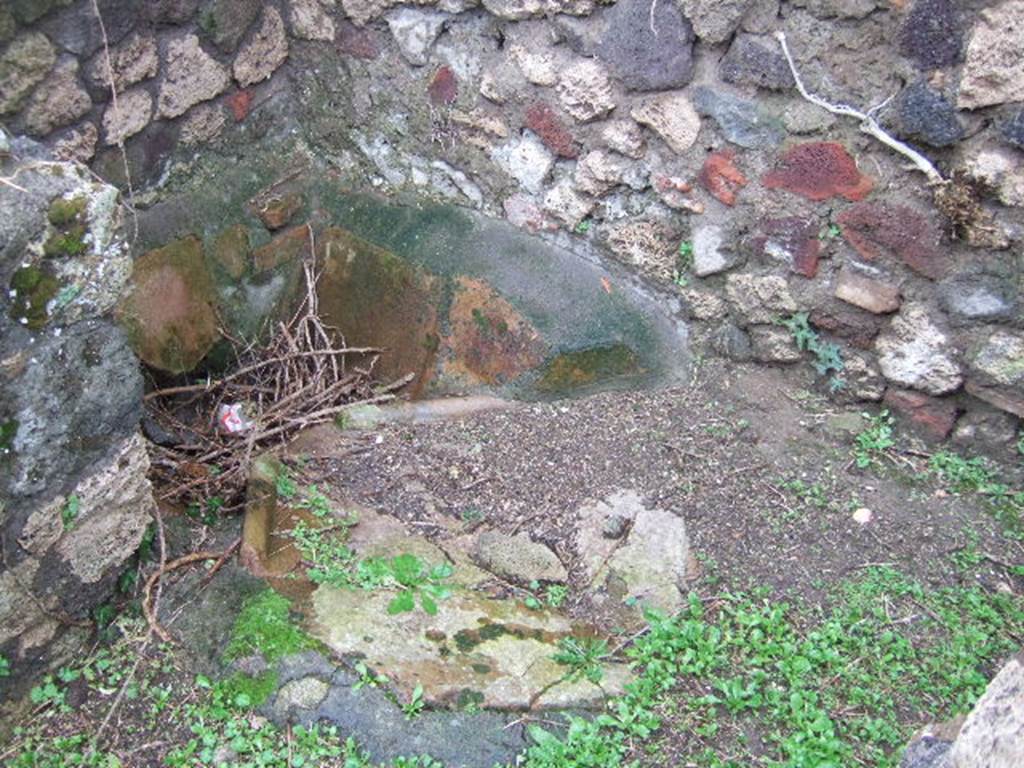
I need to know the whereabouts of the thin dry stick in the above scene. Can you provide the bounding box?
[89,0,139,242]
[774,31,946,185]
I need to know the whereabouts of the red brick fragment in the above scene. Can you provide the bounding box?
[228,90,252,122]
[837,202,947,280]
[884,388,958,442]
[428,66,458,107]
[698,150,748,206]
[762,142,873,202]
[524,102,579,159]
[752,217,821,278]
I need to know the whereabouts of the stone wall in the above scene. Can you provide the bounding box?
[1,0,1022,452]
[0,155,153,712]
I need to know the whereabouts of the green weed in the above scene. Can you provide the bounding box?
[61,495,80,531]
[402,684,426,720]
[853,410,896,468]
[780,312,845,391]
[552,636,609,684]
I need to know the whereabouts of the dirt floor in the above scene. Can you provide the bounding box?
[293,360,1022,618]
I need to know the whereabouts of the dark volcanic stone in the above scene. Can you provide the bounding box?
[721,34,794,91]
[1003,108,1024,150]
[692,86,785,149]
[837,202,946,280]
[595,0,694,92]
[896,80,963,148]
[199,0,262,52]
[899,0,962,70]
[41,0,135,56]
[145,0,202,23]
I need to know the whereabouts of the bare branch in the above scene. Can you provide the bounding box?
[774,31,946,185]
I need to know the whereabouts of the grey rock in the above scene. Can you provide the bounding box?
[472,530,568,584]
[691,86,785,149]
[900,737,952,768]
[680,0,754,43]
[386,9,449,67]
[966,329,1024,418]
[594,0,694,92]
[721,34,794,91]
[8,0,70,25]
[275,677,330,715]
[199,0,262,52]
[948,654,1024,768]
[23,59,92,138]
[85,33,159,91]
[556,59,616,122]
[712,323,753,361]
[288,0,336,42]
[898,0,962,70]
[1003,108,1024,149]
[575,490,690,622]
[145,0,201,23]
[315,677,528,767]
[939,274,1017,323]
[602,513,630,539]
[749,325,802,363]
[158,34,230,118]
[874,304,962,396]
[952,407,1021,457]
[691,224,742,277]
[491,132,555,194]
[0,32,56,116]
[896,80,963,148]
[41,0,135,58]
[725,274,797,324]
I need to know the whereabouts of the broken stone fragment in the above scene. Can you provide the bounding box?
[233,7,289,88]
[471,530,568,584]
[873,303,962,396]
[159,34,231,118]
[834,266,901,315]
[630,92,700,154]
[556,59,616,122]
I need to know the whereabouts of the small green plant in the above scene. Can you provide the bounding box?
[545,584,569,608]
[402,684,426,719]
[275,469,298,499]
[552,636,609,684]
[295,484,331,517]
[673,240,694,288]
[930,450,1023,532]
[574,219,591,235]
[29,676,67,710]
[0,653,10,677]
[61,494,80,531]
[385,554,454,616]
[853,410,896,469]
[780,312,845,391]
[352,660,389,691]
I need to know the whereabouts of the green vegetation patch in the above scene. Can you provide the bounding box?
[223,589,317,663]
[523,568,1023,768]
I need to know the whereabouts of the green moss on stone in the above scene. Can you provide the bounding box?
[0,419,17,453]
[223,589,317,663]
[9,264,59,329]
[47,196,87,226]
[537,344,642,394]
[215,670,278,709]
[43,227,87,258]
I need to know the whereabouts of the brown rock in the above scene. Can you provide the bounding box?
[158,34,231,118]
[212,225,251,279]
[179,103,226,145]
[834,266,901,314]
[838,202,947,280]
[763,142,873,202]
[53,123,99,163]
[883,388,958,441]
[119,236,220,373]
[251,225,310,272]
[255,193,303,231]
[524,101,579,158]
[699,149,747,206]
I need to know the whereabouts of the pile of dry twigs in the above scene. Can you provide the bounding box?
[144,243,412,511]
